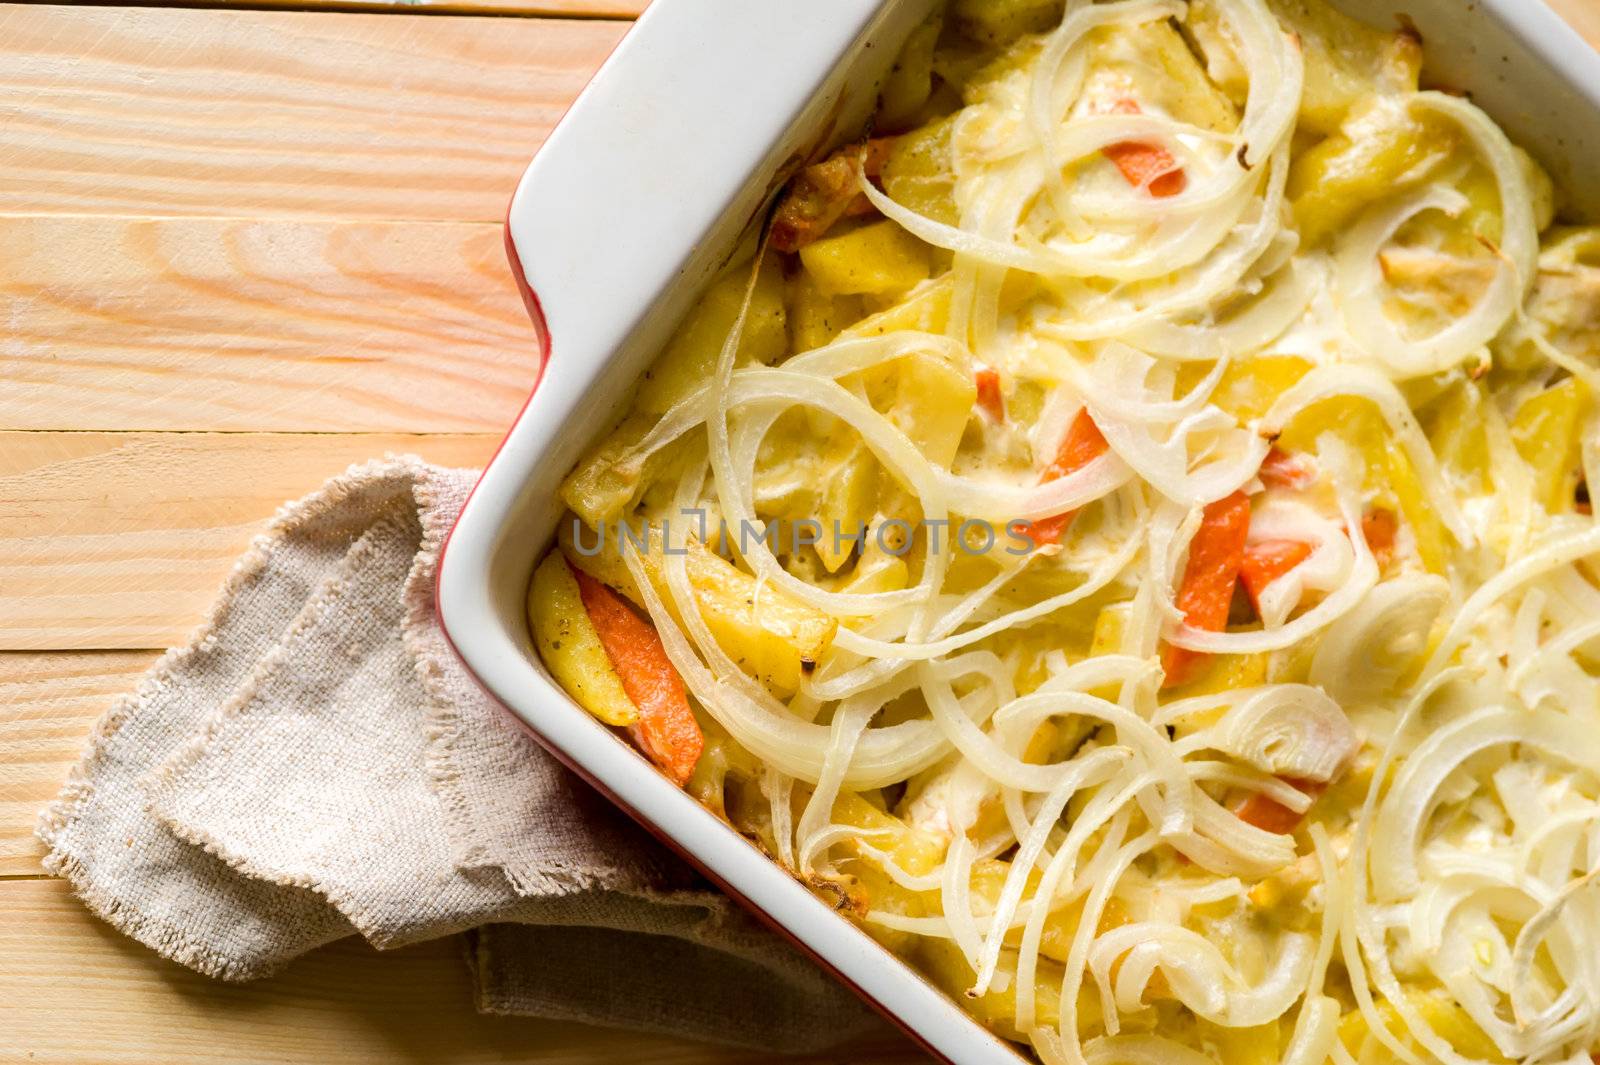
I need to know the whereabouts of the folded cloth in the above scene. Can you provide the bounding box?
[36,456,880,1052]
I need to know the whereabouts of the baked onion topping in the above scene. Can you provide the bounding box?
[532,1,1600,1062]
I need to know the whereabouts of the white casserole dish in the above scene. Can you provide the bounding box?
[437,4,1600,1061]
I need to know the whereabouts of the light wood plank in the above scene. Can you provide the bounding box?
[0,878,921,1065]
[0,216,540,432]
[0,651,159,877]
[0,6,626,221]
[0,432,499,650]
[1548,0,1600,51]
[142,0,648,13]
[1,1,1589,226]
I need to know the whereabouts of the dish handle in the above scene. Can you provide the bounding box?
[503,0,911,404]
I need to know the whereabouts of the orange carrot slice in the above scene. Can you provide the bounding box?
[1258,447,1313,490]
[1161,490,1252,688]
[1019,408,1110,548]
[1234,778,1325,835]
[1238,539,1314,613]
[1361,507,1398,568]
[1102,99,1186,198]
[975,368,1005,421]
[572,567,703,786]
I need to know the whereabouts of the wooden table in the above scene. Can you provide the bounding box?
[1,1,1595,1061]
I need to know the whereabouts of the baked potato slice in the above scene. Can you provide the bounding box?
[876,7,945,131]
[636,252,787,414]
[1288,98,1454,248]
[785,267,865,353]
[1187,0,1421,135]
[527,551,638,727]
[949,0,1064,47]
[1512,376,1588,515]
[799,219,933,299]
[881,112,961,228]
[560,521,838,697]
[559,413,693,528]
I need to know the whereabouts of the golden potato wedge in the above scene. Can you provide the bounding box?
[1206,355,1313,422]
[1289,98,1454,248]
[686,538,839,695]
[750,408,827,521]
[1447,147,1556,245]
[527,551,638,727]
[1337,991,1504,1062]
[876,8,944,131]
[558,514,642,601]
[749,417,881,575]
[881,112,961,228]
[822,794,948,952]
[799,219,933,299]
[559,413,696,528]
[560,521,838,697]
[834,792,945,876]
[814,441,880,573]
[1196,1020,1281,1065]
[636,252,787,414]
[917,939,1074,1041]
[784,267,865,353]
[949,0,1064,47]
[889,350,979,468]
[1512,376,1588,514]
[830,540,911,608]
[1187,0,1420,134]
[841,273,955,338]
[1423,380,1491,495]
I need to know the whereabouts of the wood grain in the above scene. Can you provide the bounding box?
[0,432,499,650]
[135,0,648,13]
[0,878,923,1065]
[0,651,159,877]
[1548,0,1600,51]
[0,216,539,432]
[0,6,626,221]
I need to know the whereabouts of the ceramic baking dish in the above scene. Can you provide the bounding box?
[436,3,1600,1061]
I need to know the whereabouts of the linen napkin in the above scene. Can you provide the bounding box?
[36,456,880,1052]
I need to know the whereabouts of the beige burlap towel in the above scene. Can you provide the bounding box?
[36,456,879,1052]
